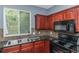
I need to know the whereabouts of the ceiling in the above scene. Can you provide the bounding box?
[34,5,54,9]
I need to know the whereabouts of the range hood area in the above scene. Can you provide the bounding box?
[0,5,79,53]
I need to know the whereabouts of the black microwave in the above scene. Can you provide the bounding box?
[54,20,75,33]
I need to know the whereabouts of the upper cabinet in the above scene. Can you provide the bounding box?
[47,15,54,30]
[35,6,79,32]
[35,14,53,30]
[3,8,31,37]
[54,12,64,21]
[35,14,48,30]
[74,6,79,32]
[63,8,76,20]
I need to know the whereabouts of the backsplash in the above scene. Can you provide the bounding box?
[35,30,58,38]
[0,29,4,41]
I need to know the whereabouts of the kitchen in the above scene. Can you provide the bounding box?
[0,5,79,53]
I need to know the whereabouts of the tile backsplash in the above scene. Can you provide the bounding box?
[0,29,4,41]
[35,30,58,38]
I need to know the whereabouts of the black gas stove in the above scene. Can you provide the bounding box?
[50,33,78,53]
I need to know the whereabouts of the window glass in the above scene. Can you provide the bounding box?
[20,11,30,34]
[5,8,18,35]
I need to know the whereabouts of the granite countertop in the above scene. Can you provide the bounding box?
[0,35,53,49]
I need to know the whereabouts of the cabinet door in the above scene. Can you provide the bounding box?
[34,44,40,53]
[35,15,41,30]
[47,15,53,30]
[34,41,40,53]
[40,16,46,29]
[39,41,45,53]
[63,8,76,20]
[21,43,33,53]
[44,41,50,53]
[35,15,44,30]
[75,6,79,32]
[2,45,20,53]
[34,41,44,53]
[35,15,47,30]
[44,16,48,29]
[54,12,64,21]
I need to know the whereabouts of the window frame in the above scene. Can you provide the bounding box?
[3,8,31,37]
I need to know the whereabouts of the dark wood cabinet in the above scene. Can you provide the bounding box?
[47,13,64,30]
[54,12,64,21]
[35,15,47,30]
[63,6,79,32]
[35,12,64,30]
[2,45,20,53]
[21,43,33,53]
[34,40,45,53]
[47,15,54,30]
[63,8,76,20]
[44,40,50,53]
[75,6,79,32]
[33,40,50,53]
[35,6,79,32]
[35,14,55,30]
[2,40,50,53]
[35,15,41,30]
[35,14,54,30]
[34,44,40,53]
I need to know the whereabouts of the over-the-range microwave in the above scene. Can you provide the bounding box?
[54,20,75,33]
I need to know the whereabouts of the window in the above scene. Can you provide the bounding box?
[3,8,31,37]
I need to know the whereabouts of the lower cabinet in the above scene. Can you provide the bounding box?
[34,41,45,53]
[44,40,50,53]
[2,40,50,53]
[34,40,50,53]
[21,43,34,53]
[2,45,20,53]
[34,44,41,53]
